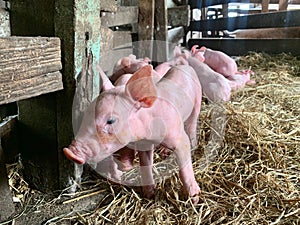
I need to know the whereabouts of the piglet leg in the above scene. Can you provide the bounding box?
[113,146,135,171]
[138,147,155,199]
[173,132,200,204]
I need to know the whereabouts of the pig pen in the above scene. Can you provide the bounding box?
[3,52,300,224]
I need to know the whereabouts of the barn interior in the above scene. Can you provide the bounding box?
[0,0,299,224]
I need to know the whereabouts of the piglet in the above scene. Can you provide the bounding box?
[64,64,202,203]
[110,54,151,83]
[191,45,238,78]
[173,48,231,102]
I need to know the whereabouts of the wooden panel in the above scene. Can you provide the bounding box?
[189,9,300,31]
[188,38,300,55]
[0,37,63,105]
[168,5,190,27]
[101,6,138,27]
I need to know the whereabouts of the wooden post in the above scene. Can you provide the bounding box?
[154,0,168,62]
[10,0,101,192]
[261,0,270,12]
[55,0,101,190]
[137,0,155,58]
[278,0,288,10]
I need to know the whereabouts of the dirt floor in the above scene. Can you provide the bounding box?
[1,52,300,225]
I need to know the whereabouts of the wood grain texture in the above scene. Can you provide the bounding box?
[0,36,63,105]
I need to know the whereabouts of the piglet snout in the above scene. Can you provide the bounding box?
[63,146,85,164]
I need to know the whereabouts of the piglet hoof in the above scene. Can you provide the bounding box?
[142,185,155,199]
[116,160,134,172]
[188,185,201,205]
[190,193,200,205]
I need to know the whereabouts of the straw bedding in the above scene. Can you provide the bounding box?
[6,52,300,225]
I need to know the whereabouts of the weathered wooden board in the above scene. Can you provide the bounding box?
[100,27,132,56]
[0,7,10,37]
[137,0,155,58]
[188,38,300,56]
[101,0,117,12]
[189,0,300,8]
[154,0,168,63]
[0,37,63,105]
[101,6,138,27]
[168,5,190,27]
[189,9,300,31]
[168,26,185,44]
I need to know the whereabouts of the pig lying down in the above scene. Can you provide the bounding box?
[64,64,203,203]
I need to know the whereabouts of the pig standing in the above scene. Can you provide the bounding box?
[64,64,202,203]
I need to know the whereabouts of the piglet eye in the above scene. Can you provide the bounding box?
[107,117,116,125]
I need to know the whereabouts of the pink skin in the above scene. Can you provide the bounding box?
[154,46,190,77]
[110,54,151,83]
[227,68,255,91]
[113,49,191,171]
[191,45,238,77]
[64,64,202,203]
[188,46,255,100]
[173,48,231,102]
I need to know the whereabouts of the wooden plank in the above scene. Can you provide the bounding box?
[113,31,132,48]
[100,27,114,56]
[0,7,10,37]
[188,38,300,56]
[154,0,168,63]
[101,6,138,27]
[101,0,117,12]
[167,5,190,27]
[0,71,63,105]
[0,37,63,105]
[168,26,185,44]
[137,0,155,58]
[189,9,300,31]
[100,27,132,55]
[188,0,300,8]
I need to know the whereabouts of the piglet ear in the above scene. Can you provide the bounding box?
[191,45,199,54]
[173,46,182,57]
[125,65,157,108]
[96,64,114,91]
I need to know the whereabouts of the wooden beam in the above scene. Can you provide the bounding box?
[188,38,300,56]
[168,5,190,27]
[188,0,300,8]
[137,0,155,58]
[0,37,63,105]
[154,0,168,63]
[189,9,300,31]
[101,6,138,27]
